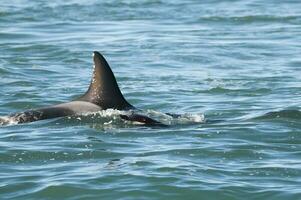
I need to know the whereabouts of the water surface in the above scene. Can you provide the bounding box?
[1,0,301,199]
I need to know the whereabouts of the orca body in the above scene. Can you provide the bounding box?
[0,52,162,126]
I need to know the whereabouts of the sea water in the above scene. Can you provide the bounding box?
[0,0,301,199]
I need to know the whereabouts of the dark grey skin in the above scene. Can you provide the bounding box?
[0,51,163,126]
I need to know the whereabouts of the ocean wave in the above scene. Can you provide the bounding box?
[254,110,301,121]
[198,15,301,24]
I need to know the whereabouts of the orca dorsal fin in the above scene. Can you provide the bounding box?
[78,51,133,110]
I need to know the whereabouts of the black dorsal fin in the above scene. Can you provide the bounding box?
[78,51,133,110]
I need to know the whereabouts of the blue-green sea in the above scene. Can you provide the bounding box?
[1,0,301,199]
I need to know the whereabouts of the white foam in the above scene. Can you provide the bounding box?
[144,109,205,125]
[0,109,205,127]
[177,113,205,123]
[84,109,129,117]
[0,116,19,126]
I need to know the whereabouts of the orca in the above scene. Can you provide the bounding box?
[0,51,163,126]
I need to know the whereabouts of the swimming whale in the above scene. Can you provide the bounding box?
[0,51,163,126]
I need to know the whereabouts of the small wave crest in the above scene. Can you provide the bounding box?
[254,109,301,121]
[199,15,300,24]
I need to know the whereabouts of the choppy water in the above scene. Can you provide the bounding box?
[1,0,301,199]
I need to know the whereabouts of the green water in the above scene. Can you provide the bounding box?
[1,0,301,199]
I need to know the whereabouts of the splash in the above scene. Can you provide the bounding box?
[142,109,205,125]
[0,108,205,127]
[0,116,19,126]
[60,109,205,127]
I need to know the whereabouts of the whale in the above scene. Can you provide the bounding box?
[0,51,163,126]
